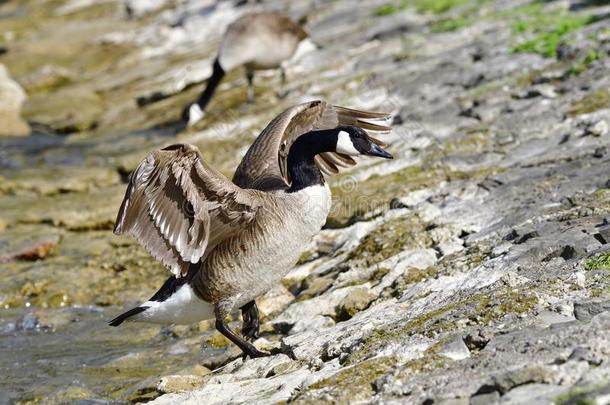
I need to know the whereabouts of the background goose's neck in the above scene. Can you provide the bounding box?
[287,129,337,193]
[196,58,225,111]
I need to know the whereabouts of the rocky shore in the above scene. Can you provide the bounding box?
[0,0,609,403]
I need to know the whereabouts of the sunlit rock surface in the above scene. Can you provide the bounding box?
[0,0,609,403]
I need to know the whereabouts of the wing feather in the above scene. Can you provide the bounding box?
[232,100,392,190]
[114,144,262,277]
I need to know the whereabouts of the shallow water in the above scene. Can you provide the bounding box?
[0,306,219,404]
[0,127,229,403]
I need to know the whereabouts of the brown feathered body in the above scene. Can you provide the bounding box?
[218,12,308,72]
[193,183,331,313]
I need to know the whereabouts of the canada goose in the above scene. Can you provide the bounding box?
[183,11,315,127]
[110,100,392,358]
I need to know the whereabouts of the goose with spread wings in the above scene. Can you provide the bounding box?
[109,100,392,358]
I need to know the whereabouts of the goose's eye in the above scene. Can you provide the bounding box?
[352,132,360,139]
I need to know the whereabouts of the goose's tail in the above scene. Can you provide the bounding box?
[108,276,215,326]
[108,306,148,326]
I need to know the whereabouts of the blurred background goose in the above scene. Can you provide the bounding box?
[182,11,316,128]
[110,100,392,358]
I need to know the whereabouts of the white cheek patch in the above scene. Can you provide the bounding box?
[336,131,360,156]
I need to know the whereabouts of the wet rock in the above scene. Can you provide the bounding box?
[45,385,99,404]
[125,377,163,403]
[24,86,104,133]
[0,64,30,136]
[13,236,60,261]
[20,64,74,92]
[167,342,190,355]
[55,0,119,15]
[0,234,61,263]
[0,184,124,230]
[16,313,39,331]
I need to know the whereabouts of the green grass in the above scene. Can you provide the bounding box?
[570,49,602,76]
[375,3,403,16]
[375,0,406,16]
[510,3,596,58]
[584,253,610,271]
[375,0,483,16]
[431,16,468,32]
[415,0,471,14]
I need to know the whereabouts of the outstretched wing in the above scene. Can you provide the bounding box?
[232,100,391,191]
[114,144,262,277]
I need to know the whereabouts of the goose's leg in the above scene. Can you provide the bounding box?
[215,305,267,358]
[240,300,260,341]
[245,69,255,104]
[277,67,287,99]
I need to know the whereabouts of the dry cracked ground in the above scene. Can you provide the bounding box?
[0,0,610,404]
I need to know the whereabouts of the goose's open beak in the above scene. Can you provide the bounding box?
[367,144,393,159]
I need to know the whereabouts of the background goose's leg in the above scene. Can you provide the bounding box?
[240,300,260,340]
[245,69,255,104]
[277,67,287,99]
[215,305,267,358]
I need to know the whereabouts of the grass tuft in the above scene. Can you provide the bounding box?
[568,90,610,116]
[584,253,610,271]
[569,49,602,76]
[510,4,595,58]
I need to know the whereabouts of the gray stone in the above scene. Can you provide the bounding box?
[470,391,500,405]
[533,310,576,328]
[335,287,377,321]
[439,336,471,361]
[125,0,170,18]
[587,120,608,137]
[157,374,207,393]
[436,398,469,405]
[149,369,311,405]
[574,299,610,321]
[500,383,569,405]
[289,315,335,335]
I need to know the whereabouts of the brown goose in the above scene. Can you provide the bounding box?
[110,100,392,358]
[183,11,315,127]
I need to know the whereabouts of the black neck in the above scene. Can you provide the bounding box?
[287,129,338,193]
[196,58,225,111]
